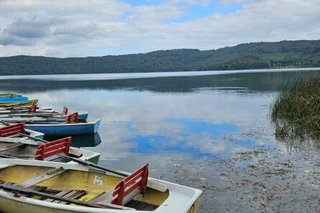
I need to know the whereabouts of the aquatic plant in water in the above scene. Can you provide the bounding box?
[271,76,320,142]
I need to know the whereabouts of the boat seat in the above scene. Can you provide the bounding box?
[89,164,149,207]
[35,137,72,160]
[19,167,66,187]
[0,123,26,137]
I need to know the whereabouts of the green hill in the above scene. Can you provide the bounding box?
[1,40,320,75]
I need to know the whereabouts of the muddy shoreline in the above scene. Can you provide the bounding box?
[152,144,320,213]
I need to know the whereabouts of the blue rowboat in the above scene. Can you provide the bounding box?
[25,119,101,136]
[0,93,28,103]
[0,96,29,103]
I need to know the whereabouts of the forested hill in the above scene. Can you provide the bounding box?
[1,40,320,75]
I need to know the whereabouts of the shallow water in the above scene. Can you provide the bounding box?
[1,69,320,212]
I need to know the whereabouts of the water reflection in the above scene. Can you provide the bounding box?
[0,70,319,168]
[0,70,320,93]
[126,117,258,158]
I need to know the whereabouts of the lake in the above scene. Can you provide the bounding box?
[1,69,320,212]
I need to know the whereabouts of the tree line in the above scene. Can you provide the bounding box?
[0,40,320,75]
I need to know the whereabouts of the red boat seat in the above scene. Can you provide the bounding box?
[0,123,26,137]
[35,137,72,160]
[111,163,149,205]
[88,164,149,207]
[66,112,78,123]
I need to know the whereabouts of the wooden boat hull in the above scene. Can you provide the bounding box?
[0,159,202,213]
[25,120,101,136]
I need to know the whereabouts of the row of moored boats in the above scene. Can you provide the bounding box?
[0,93,202,213]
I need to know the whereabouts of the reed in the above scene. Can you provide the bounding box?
[271,76,320,141]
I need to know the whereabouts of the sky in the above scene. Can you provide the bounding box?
[0,0,319,57]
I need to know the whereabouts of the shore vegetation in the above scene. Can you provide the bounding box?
[271,76,320,142]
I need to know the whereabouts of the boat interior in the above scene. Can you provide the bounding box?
[0,164,169,211]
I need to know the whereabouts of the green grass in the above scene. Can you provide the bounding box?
[271,76,320,141]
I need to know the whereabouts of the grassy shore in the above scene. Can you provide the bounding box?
[271,76,320,141]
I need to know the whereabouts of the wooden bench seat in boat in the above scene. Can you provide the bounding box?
[35,137,71,160]
[19,167,66,187]
[0,123,26,137]
[89,164,151,209]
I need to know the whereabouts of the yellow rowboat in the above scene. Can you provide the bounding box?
[0,99,38,107]
[0,159,202,213]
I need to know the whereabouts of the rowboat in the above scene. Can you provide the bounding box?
[0,137,100,164]
[0,94,28,103]
[0,93,22,98]
[0,113,100,136]
[25,119,101,136]
[0,105,88,121]
[0,111,88,121]
[0,159,202,213]
[0,99,38,107]
[0,105,51,111]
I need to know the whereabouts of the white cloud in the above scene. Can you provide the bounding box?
[0,0,319,57]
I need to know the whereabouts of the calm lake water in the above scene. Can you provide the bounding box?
[1,69,320,212]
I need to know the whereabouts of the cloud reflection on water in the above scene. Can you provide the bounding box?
[26,88,276,162]
[126,117,258,158]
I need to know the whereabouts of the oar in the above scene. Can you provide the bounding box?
[0,153,11,158]
[0,183,132,210]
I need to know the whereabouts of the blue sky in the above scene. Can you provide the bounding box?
[0,0,319,57]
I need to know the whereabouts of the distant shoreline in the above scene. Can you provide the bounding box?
[1,40,320,76]
[1,67,319,81]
